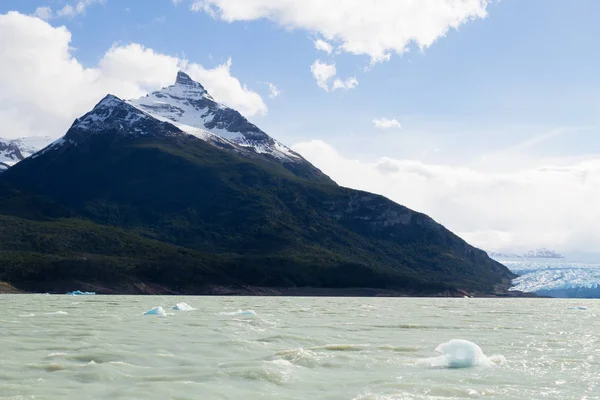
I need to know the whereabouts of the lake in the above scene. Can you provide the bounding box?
[0,295,598,399]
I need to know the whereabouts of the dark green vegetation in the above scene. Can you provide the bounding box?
[0,106,514,295]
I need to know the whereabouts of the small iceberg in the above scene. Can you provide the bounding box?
[571,306,589,310]
[45,311,68,316]
[219,309,257,317]
[172,302,195,311]
[421,339,505,369]
[143,306,166,317]
[66,290,96,296]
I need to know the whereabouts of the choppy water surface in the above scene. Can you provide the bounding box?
[1,296,599,399]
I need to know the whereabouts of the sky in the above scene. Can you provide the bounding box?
[1,0,599,253]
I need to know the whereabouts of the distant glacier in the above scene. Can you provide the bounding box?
[495,257,600,298]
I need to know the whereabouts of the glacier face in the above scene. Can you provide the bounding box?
[499,259,600,298]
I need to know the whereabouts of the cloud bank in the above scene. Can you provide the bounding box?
[292,140,600,253]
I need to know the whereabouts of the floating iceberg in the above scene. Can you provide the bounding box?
[571,306,589,310]
[219,309,257,317]
[172,302,195,311]
[143,306,166,316]
[421,339,505,369]
[66,290,96,296]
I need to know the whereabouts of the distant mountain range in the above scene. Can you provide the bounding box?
[0,136,53,172]
[0,72,514,296]
[488,248,564,259]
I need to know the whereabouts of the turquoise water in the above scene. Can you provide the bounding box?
[0,296,598,399]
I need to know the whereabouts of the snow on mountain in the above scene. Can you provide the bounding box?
[129,71,301,162]
[0,136,53,172]
[487,247,564,260]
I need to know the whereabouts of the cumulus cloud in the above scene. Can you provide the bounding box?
[310,60,357,92]
[332,77,358,91]
[191,0,490,63]
[314,38,333,54]
[0,11,267,140]
[55,0,106,18]
[32,7,53,20]
[310,60,336,91]
[291,140,600,253]
[373,118,402,129]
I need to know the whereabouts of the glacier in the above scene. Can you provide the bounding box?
[499,258,600,298]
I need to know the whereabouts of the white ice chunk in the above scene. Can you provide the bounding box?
[421,339,505,369]
[66,290,95,296]
[143,306,166,316]
[219,309,257,317]
[172,302,195,311]
[45,311,68,316]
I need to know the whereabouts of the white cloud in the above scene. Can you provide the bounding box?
[314,38,333,54]
[32,7,53,20]
[263,82,280,98]
[310,60,357,92]
[310,60,336,91]
[191,0,490,63]
[57,0,105,18]
[0,11,267,140]
[291,140,600,253]
[373,118,402,129]
[332,77,358,91]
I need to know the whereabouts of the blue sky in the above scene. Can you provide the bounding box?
[1,0,599,252]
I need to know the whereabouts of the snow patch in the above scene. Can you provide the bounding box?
[128,73,301,162]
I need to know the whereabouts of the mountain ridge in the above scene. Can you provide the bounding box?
[0,72,515,296]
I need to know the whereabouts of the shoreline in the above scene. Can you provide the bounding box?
[0,281,540,298]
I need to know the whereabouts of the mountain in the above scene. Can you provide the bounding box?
[129,71,331,183]
[488,248,564,260]
[0,136,53,172]
[0,72,514,296]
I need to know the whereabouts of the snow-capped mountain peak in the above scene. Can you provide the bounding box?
[175,70,206,91]
[72,94,155,133]
[128,71,301,162]
[8,72,326,182]
[0,136,54,172]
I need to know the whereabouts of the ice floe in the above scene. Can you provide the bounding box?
[45,311,68,316]
[421,339,505,368]
[220,310,257,317]
[66,290,96,296]
[172,302,195,311]
[143,306,166,316]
